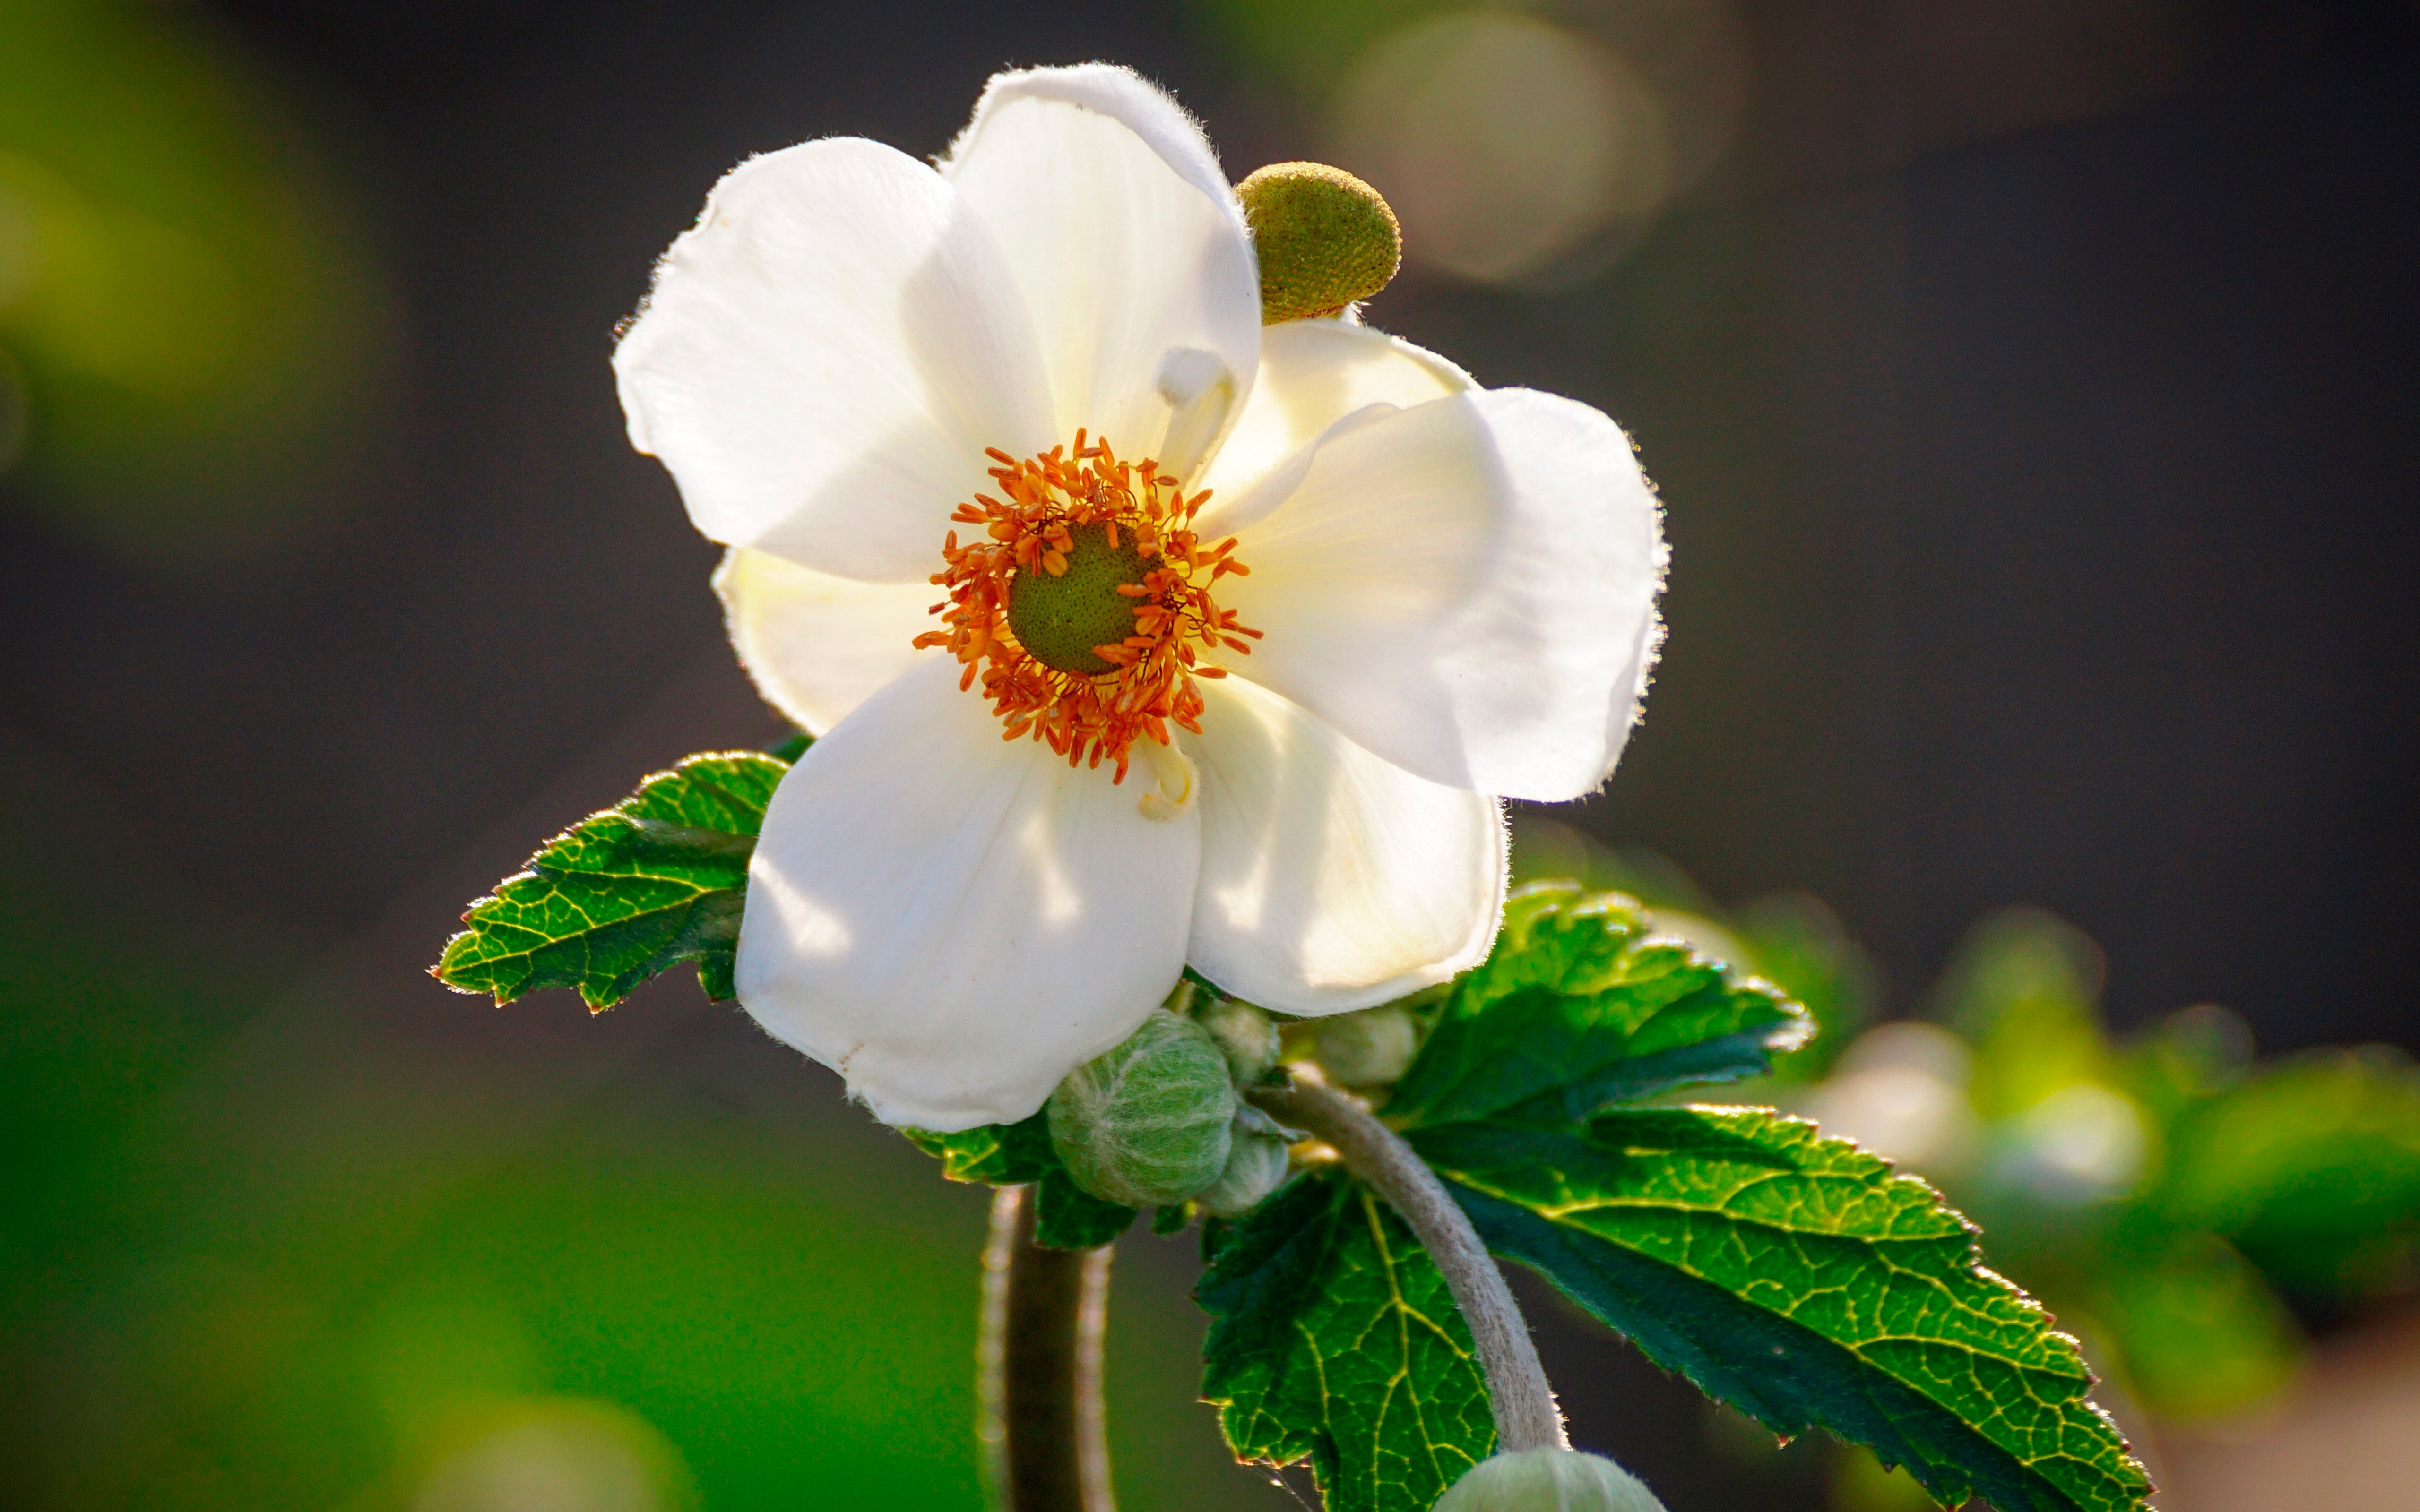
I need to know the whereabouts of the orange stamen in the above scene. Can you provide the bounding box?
[918,434,1260,781]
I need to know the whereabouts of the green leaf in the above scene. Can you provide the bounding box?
[1412,1108,2152,1512]
[432,751,789,1010]
[902,1110,1136,1249]
[900,1118,1047,1186]
[1386,883,1809,1130]
[1037,1181,1136,1250]
[1199,1170,1493,1512]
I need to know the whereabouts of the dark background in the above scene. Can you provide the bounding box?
[2,1,2415,1509]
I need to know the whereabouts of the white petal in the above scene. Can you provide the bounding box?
[1186,676,1504,1013]
[942,66,1260,468]
[714,547,943,736]
[1195,322,1474,539]
[615,137,1054,581]
[735,658,1201,1130]
[1219,388,1665,801]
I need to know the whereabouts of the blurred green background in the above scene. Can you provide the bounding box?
[0,719,1268,1512]
[4,0,2417,1509]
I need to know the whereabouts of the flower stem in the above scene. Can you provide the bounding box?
[980,1185,1117,1512]
[1249,1074,1570,1454]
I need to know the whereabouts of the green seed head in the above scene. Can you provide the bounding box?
[1434,1450,1669,1512]
[1048,1010,1238,1207]
[1238,162,1403,324]
[1006,520,1152,676]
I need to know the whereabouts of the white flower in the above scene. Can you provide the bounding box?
[614,65,1664,1132]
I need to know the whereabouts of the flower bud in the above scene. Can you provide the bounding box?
[1313,1004,1419,1088]
[1198,997,1280,1086]
[1196,1105,1295,1217]
[1237,162,1402,323]
[1434,1449,1668,1512]
[1048,1010,1237,1206]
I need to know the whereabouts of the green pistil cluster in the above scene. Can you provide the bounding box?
[1006,521,1153,676]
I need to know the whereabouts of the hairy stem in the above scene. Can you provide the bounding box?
[980,1185,1117,1512]
[1250,1074,1570,1454]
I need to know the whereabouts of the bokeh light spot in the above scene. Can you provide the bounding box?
[1328,9,1666,284]
[409,1400,695,1512]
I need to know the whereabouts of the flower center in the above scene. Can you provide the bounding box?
[1006,520,1152,677]
[916,432,1261,783]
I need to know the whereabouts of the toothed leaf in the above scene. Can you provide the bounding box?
[1413,1107,2153,1512]
[1199,1169,1493,1512]
[1387,883,1810,1128]
[433,751,788,1010]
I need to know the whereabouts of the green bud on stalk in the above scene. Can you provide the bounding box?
[1314,1004,1419,1088]
[1196,1104,1296,1217]
[1198,996,1281,1085]
[1048,1010,1237,1206]
[1237,162,1403,323]
[1434,1449,1669,1512]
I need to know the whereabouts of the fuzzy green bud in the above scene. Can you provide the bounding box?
[1048,1010,1237,1206]
[1313,1004,1419,1088]
[1198,997,1280,1085]
[1434,1449,1668,1512]
[1196,1105,1295,1218]
[1237,162,1402,324]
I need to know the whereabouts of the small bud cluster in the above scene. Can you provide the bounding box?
[1047,993,1298,1217]
[1047,978,1449,1220]
[1048,1009,1237,1206]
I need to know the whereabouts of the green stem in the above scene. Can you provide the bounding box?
[1251,1074,1570,1453]
[980,1185,1117,1512]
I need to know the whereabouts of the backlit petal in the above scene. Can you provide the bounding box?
[735,658,1200,1131]
[1195,321,1473,538]
[1186,676,1504,1013]
[942,66,1260,470]
[615,137,1052,581]
[714,547,942,736]
[1219,388,1664,801]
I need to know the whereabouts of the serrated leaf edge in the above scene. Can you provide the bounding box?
[429,750,787,1010]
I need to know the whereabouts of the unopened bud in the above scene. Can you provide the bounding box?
[1199,997,1281,1085]
[1196,1105,1295,1217]
[1237,162,1402,323]
[1048,1010,1237,1206]
[1314,1004,1419,1088]
[1434,1449,1668,1512]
